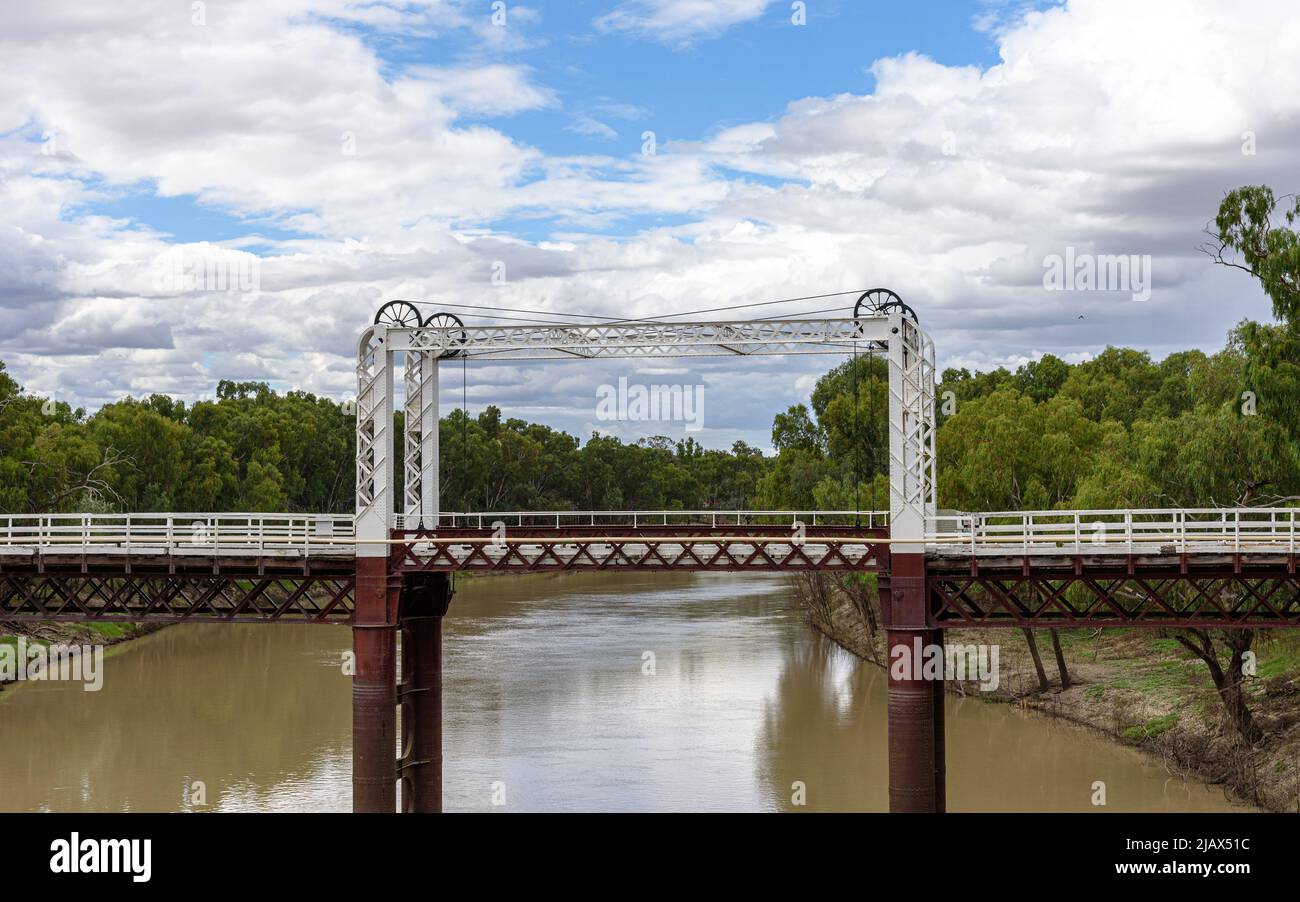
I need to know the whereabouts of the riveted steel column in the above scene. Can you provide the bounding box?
[402,350,439,528]
[354,323,399,812]
[353,556,400,813]
[882,552,945,813]
[399,572,453,813]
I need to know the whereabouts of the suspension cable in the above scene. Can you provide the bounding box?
[602,289,871,324]
[451,302,855,327]
[412,288,872,327]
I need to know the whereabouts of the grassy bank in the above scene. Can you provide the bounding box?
[802,581,1300,812]
[0,622,164,693]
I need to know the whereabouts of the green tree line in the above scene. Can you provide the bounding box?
[0,372,769,515]
[8,329,1282,519]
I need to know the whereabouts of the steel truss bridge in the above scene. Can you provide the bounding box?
[5,296,1297,814]
[4,508,1297,626]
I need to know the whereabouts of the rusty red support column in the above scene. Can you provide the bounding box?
[932,660,946,812]
[882,552,945,813]
[353,556,400,813]
[398,573,453,813]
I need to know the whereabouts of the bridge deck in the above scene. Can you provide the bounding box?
[391,524,890,573]
[4,508,1296,559]
[2,508,1297,625]
[927,508,1300,557]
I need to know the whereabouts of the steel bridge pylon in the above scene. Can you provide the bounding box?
[351,302,941,813]
[354,324,454,813]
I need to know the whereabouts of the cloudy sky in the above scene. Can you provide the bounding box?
[1,0,1296,451]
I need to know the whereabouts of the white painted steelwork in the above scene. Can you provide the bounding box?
[389,317,893,360]
[397,509,891,529]
[928,508,1300,556]
[402,349,438,527]
[888,315,936,552]
[0,513,356,557]
[355,327,394,557]
[4,508,1297,560]
[356,313,938,551]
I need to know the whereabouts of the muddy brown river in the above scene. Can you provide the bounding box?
[0,572,1243,812]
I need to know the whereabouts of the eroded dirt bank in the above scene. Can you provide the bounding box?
[805,583,1298,812]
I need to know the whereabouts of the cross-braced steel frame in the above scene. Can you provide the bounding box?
[929,556,1300,627]
[0,559,355,623]
[389,525,891,573]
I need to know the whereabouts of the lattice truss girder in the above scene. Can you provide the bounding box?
[390,530,891,573]
[389,318,893,360]
[888,317,937,543]
[0,573,355,623]
[402,351,437,523]
[355,330,393,547]
[931,571,1300,626]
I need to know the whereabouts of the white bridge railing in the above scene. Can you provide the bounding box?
[397,510,891,530]
[5,508,1294,557]
[928,508,1300,555]
[0,511,886,558]
[0,513,356,556]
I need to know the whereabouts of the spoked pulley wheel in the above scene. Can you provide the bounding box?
[423,311,469,359]
[374,300,423,328]
[853,288,918,324]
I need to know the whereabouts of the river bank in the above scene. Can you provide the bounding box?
[803,580,1300,811]
[0,622,164,692]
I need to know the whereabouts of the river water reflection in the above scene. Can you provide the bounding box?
[0,572,1243,812]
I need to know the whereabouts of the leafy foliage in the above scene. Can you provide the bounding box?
[5,324,1295,517]
[1208,185,1300,322]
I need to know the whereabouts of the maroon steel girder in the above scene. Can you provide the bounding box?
[929,560,1300,627]
[0,559,354,623]
[389,526,891,574]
